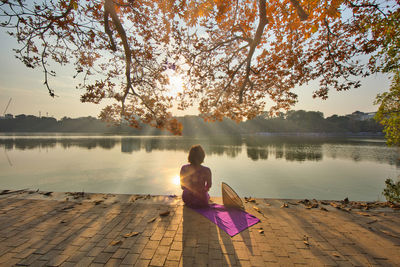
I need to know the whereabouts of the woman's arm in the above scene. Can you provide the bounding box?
[180,166,187,190]
[204,167,212,191]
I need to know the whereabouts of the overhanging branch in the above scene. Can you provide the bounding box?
[238,0,268,103]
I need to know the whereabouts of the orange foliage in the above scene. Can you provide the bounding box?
[1,0,398,134]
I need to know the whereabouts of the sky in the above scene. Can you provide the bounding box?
[0,29,392,120]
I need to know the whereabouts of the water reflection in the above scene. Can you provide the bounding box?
[121,138,140,153]
[0,135,399,166]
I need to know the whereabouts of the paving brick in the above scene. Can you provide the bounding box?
[78,242,97,252]
[104,258,122,267]
[1,195,400,267]
[27,259,49,267]
[164,260,180,267]
[87,246,103,257]
[134,259,151,267]
[121,253,139,265]
[13,248,36,259]
[170,241,182,251]
[93,252,113,264]
[167,250,181,261]
[160,237,173,246]
[163,230,176,238]
[76,256,94,266]
[140,248,156,260]
[111,248,129,259]
[65,251,86,263]
[15,253,42,266]
[46,254,70,266]
[144,240,159,250]
[149,253,167,266]
[60,261,77,267]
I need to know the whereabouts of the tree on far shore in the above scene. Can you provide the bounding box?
[0,0,399,135]
[373,7,400,145]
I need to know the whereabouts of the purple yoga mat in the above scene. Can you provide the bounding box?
[191,204,260,237]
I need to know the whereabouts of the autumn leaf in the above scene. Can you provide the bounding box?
[147,217,157,223]
[110,240,122,246]
[123,231,140,238]
[159,211,170,216]
[253,206,261,213]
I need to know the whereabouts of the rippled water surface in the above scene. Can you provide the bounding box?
[1,134,399,201]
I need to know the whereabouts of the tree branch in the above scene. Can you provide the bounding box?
[324,19,341,71]
[345,0,388,18]
[289,0,309,21]
[104,0,132,114]
[104,9,116,51]
[41,42,56,97]
[104,0,160,121]
[238,0,268,103]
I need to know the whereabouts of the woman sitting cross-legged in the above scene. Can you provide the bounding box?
[180,145,212,208]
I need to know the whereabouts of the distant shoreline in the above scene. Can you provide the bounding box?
[0,131,385,138]
[253,132,384,138]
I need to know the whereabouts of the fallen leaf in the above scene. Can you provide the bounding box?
[253,206,261,213]
[159,211,170,216]
[298,199,311,205]
[330,202,339,208]
[123,231,140,238]
[147,217,157,223]
[110,240,122,246]
[303,235,310,246]
[259,230,264,234]
[61,205,75,211]
[356,212,370,216]
[245,197,256,203]
[320,207,328,211]
[280,203,289,208]
[332,253,340,258]
[0,190,10,195]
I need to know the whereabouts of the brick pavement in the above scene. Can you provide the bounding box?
[0,191,399,266]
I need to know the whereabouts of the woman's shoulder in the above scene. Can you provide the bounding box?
[200,165,211,173]
[180,164,191,172]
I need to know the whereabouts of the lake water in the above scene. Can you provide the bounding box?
[0,134,399,201]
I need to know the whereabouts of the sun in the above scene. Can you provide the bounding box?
[166,71,184,97]
[171,175,180,186]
